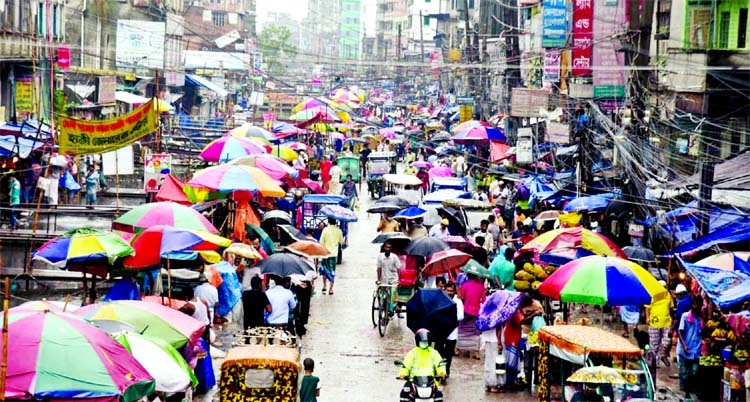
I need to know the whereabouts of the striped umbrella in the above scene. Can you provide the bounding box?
[199,135,267,162]
[32,228,134,268]
[188,164,286,196]
[112,201,219,234]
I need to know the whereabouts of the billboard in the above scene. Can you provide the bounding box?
[510,88,551,117]
[542,0,568,48]
[593,0,627,98]
[571,0,593,77]
[116,20,165,69]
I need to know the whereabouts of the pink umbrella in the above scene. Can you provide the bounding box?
[428,166,453,178]
[379,128,397,139]
[423,249,472,276]
[230,154,299,180]
[199,135,267,162]
[411,161,433,169]
[284,142,309,151]
[329,132,346,141]
[302,178,325,194]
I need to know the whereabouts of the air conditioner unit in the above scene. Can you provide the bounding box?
[55,76,65,90]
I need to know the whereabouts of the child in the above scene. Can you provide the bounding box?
[299,357,321,402]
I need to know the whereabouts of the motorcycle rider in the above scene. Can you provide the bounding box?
[398,328,446,402]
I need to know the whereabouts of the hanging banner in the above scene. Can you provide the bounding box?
[593,0,627,98]
[143,153,172,192]
[543,51,561,81]
[15,76,34,119]
[571,0,594,77]
[59,100,157,155]
[542,0,568,48]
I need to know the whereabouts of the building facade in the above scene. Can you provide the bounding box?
[340,0,363,60]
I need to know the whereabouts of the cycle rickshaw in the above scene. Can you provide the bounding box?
[371,250,418,337]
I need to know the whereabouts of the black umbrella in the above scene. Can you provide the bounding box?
[405,236,450,257]
[623,246,655,262]
[256,253,313,277]
[436,207,467,236]
[431,132,452,142]
[277,224,307,245]
[376,196,413,209]
[261,210,292,226]
[372,233,412,251]
[406,288,458,342]
[367,203,404,214]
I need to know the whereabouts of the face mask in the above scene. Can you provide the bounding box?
[419,341,429,349]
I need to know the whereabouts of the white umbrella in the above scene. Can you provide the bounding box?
[113,332,197,393]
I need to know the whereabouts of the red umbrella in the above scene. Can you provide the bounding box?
[423,249,472,276]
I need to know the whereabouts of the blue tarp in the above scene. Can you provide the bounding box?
[214,261,241,318]
[103,277,141,301]
[302,194,347,204]
[681,258,750,308]
[563,194,613,212]
[662,203,746,244]
[672,218,750,255]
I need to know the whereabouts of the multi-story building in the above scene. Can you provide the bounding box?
[302,0,341,61]
[340,0,363,59]
[374,0,409,59]
[183,0,256,52]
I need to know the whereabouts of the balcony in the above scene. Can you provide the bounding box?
[0,33,35,60]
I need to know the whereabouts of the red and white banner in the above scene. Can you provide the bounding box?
[571,0,594,77]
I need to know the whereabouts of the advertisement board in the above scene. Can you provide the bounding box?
[144,153,172,193]
[510,88,550,117]
[15,76,33,119]
[571,0,594,77]
[516,127,534,164]
[543,51,562,81]
[542,0,568,48]
[593,0,627,98]
[116,20,165,69]
[98,76,116,104]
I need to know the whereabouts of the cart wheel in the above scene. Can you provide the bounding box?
[378,294,389,337]
[371,292,379,328]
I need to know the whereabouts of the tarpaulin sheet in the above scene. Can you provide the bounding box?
[681,258,750,308]
[212,261,241,318]
[672,218,750,255]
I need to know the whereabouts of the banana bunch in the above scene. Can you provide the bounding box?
[699,355,724,367]
[545,265,558,275]
[727,331,737,342]
[706,320,720,330]
[711,328,730,338]
[515,280,531,291]
[734,350,749,359]
[531,281,542,291]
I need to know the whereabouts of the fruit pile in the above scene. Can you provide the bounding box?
[706,320,737,341]
[699,355,724,367]
[514,263,557,292]
[734,350,748,359]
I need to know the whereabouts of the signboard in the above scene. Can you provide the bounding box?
[545,122,571,144]
[542,0,568,48]
[253,52,263,71]
[571,0,594,77]
[459,105,473,122]
[57,46,71,70]
[456,96,475,105]
[143,153,172,193]
[115,20,165,69]
[15,76,33,119]
[249,91,264,106]
[215,30,241,49]
[593,0,627,98]
[102,145,135,175]
[543,51,561,81]
[510,88,550,117]
[97,76,116,104]
[516,127,534,164]
[58,101,157,155]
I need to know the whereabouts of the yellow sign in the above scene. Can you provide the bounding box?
[15,77,34,118]
[59,100,157,155]
[459,105,473,122]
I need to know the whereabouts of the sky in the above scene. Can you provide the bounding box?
[256,0,309,25]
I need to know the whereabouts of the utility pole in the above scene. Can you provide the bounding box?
[397,23,402,61]
[462,0,473,96]
[419,10,425,64]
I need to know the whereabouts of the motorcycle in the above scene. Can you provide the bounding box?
[394,359,447,402]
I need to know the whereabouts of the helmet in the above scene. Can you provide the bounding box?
[675,284,687,294]
[415,329,431,348]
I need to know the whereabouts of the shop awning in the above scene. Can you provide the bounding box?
[185,74,228,98]
[681,257,750,308]
[115,91,150,104]
[0,135,46,158]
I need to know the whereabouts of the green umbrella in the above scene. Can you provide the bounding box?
[462,259,492,279]
[245,223,276,255]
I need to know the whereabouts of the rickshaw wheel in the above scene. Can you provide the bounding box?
[371,292,379,327]
[377,294,389,337]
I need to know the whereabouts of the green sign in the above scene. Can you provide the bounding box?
[593,85,625,99]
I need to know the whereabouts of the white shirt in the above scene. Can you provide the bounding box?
[376,253,401,283]
[265,285,297,325]
[448,296,464,341]
[189,300,210,326]
[194,283,219,321]
[429,225,450,239]
[455,155,466,173]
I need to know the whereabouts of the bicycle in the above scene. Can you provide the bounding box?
[371,282,397,337]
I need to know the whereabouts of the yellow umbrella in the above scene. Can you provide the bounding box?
[272,145,298,162]
[153,98,173,113]
[224,243,262,260]
[567,366,630,385]
[309,123,334,132]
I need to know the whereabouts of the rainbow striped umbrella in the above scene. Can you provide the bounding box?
[520,227,626,263]
[188,164,286,196]
[1,310,155,402]
[199,135,267,162]
[112,201,219,234]
[123,225,231,269]
[539,256,668,306]
[230,154,299,180]
[32,228,134,268]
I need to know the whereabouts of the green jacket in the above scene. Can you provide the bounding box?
[399,346,446,379]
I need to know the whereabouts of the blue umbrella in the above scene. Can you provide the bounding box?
[320,205,358,222]
[394,206,427,219]
[477,290,523,331]
[406,288,458,342]
[563,195,612,212]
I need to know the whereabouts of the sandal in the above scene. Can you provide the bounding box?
[621,332,630,338]
[328,290,334,295]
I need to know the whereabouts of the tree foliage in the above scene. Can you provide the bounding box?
[258,25,297,74]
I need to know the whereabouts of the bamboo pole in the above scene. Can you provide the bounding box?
[1,278,11,402]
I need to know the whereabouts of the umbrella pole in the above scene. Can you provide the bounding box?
[167,259,173,302]
[82,267,88,306]
[63,294,70,312]
[0,278,9,402]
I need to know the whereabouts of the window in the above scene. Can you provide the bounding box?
[212,11,225,27]
[739,8,748,48]
[719,11,730,48]
[423,15,429,25]
[36,2,62,39]
[687,7,710,48]
[655,0,671,39]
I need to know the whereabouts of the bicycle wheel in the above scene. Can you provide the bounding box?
[371,292,379,328]
[378,293,389,337]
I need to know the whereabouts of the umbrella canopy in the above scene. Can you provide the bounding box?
[622,246,656,263]
[695,252,750,271]
[271,145,299,162]
[188,164,285,197]
[374,196,413,209]
[567,366,629,385]
[320,205,358,222]
[423,249,472,276]
[199,135,267,162]
[535,210,561,222]
[2,310,155,402]
[75,300,206,349]
[286,240,332,258]
[563,195,611,212]
[411,161,433,169]
[289,107,340,123]
[261,210,292,226]
[277,224,308,245]
[405,236,450,257]
[112,201,219,234]
[461,259,492,279]
[539,256,668,306]
[112,332,197,393]
[476,289,523,331]
[230,154,299,180]
[520,227,626,263]
[283,141,308,151]
[366,203,404,214]
[154,174,192,206]
[224,243,262,260]
[394,206,427,220]
[452,119,492,132]
[123,225,231,269]
[371,233,412,250]
[256,253,313,277]
[428,166,453,178]
[13,300,73,313]
[301,178,325,194]
[32,228,134,269]
[442,236,482,253]
[229,124,277,141]
[245,224,275,255]
[451,125,506,143]
[406,288,459,342]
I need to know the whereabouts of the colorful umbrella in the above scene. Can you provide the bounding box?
[428,166,452,178]
[451,125,506,142]
[224,243,262,260]
[13,300,73,313]
[271,145,299,162]
[289,107,340,123]
[256,253,313,277]
[538,256,668,306]
[567,366,629,385]
[199,135,267,162]
[301,178,325,194]
[141,296,187,309]
[320,205,358,222]
[113,332,197,393]
[411,161,433,169]
[394,206,427,219]
[520,227,626,263]
[2,310,155,402]
[461,259,492,279]
[75,300,206,349]
[123,225,231,269]
[112,201,219,234]
[32,228,134,268]
[451,119,492,132]
[423,249,472,276]
[188,164,286,196]
[229,154,299,180]
[283,141,308,151]
[229,123,277,141]
[405,236,450,257]
[476,289,523,331]
[272,121,302,136]
[563,195,612,212]
[285,240,332,258]
[245,223,276,255]
[442,236,482,253]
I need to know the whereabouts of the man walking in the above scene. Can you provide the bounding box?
[9,173,21,230]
